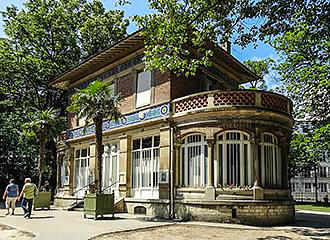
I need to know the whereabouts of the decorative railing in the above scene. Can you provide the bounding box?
[173,90,292,115]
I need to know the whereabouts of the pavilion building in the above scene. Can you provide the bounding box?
[51,31,295,225]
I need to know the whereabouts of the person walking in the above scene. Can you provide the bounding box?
[19,178,38,219]
[2,179,19,215]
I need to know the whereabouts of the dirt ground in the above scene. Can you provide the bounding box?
[0,224,35,240]
[92,225,313,240]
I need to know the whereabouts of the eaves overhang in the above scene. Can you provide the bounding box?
[50,30,144,89]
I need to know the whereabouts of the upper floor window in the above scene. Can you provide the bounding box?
[136,71,152,108]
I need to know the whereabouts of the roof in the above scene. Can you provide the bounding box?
[51,30,144,89]
[50,30,257,89]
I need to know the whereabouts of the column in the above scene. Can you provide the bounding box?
[251,129,264,200]
[66,146,75,195]
[89,144,97,192]
[119,135,131,197]
[56,152,65,189]
[174,143,181,187]
[280,139,290,189]
[159,126,171,199]
[205,139,216,200]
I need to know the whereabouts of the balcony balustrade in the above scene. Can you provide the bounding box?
[173,90,292,116]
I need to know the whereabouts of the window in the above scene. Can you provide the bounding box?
[261,133,281,188]
[305,183,311,192]
[132,136,160,189]
[291,183,296,192]
[217,131,251,186]
[74,147,90,197]
[136,71,152,108]
[319,167,327,177]
[181,134,208,187]
[319,183,328,192]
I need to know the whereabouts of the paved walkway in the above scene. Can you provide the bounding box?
[0,208,172,240]
[0,208,329,240]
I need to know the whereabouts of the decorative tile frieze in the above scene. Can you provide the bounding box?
[67,103,170,139]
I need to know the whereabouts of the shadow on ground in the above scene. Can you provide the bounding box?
[285,211,330,239]
[257,237,293,240]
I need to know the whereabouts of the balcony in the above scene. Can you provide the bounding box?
[173,90,293,116]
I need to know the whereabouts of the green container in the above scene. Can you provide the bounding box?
[83,193,114,220]
[33,192,51,210]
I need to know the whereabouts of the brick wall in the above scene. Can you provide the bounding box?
[154,70,171,104]
[117,72,135,114]
[171,71,203,100]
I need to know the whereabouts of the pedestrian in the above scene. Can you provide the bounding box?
[18,178,38,219]
[2,179,19,215]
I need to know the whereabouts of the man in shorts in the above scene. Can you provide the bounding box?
[2,179,19,215]
[19,178,38,219]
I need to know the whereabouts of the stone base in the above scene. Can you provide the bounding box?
[54,195,82,208]
[123,198,295,226]
[175,200,295,226]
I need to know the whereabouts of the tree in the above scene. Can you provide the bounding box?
[0,0,128,190]
[243,58,274,90]
[273,21,329,122]
[130,0,328,76]
[67,80,122,193]
[22,109,65,188]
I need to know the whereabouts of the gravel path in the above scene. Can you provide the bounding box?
[92,224,312,240]
[0,224,35,240]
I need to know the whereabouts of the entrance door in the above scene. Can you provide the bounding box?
[74,148,90,198]
[102,143,120,200]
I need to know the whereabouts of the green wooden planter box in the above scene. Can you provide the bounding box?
[83,193,114,220]
[33,192,51,210]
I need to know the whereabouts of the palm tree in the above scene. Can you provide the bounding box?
[67,80,122,193]
[22,108,65,188]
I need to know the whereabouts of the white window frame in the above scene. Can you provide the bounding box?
[102,143,120,198]
[180,134,208,188]
[216,131,252,187]
[74,147,91,198]
[260,133,281,188]
[131,136,160,199]
[136,71,152,108]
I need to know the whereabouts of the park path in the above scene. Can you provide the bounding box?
[0,208,329,240]
[0,208,172,240]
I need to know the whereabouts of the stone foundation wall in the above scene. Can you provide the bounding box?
[176,201,295,226]
[124,198,295,226]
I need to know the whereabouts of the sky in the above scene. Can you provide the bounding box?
[0,0,279,87]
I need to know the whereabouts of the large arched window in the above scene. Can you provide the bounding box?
[180,134,208,187]
[217,131,252,186]
[260,133,281,187]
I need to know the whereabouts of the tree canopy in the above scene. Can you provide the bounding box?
[0,0,129,189]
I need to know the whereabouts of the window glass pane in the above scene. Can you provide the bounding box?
[218,134,223,141]
[153,136,160,147]
[76,150,80,159]
[81,148,87,158]
[133,139,140,150]
[136,71,151,107]
[142,137,152,148]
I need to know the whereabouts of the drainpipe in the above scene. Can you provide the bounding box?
[169,125,175,220]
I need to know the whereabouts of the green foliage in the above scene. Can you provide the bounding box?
[22,108,66,140]
[273,21,330,121]
[67,80,123,122]
[288,124,330,179]
[132,0,328,76]
[243,58,274,90]
[0,0,128,189]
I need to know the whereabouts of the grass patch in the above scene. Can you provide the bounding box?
[296,204,330,212]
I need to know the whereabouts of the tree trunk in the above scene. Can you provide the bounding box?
[38,133,46,189]
[95,117,103,194]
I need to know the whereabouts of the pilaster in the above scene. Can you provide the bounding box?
[119,135,132,197]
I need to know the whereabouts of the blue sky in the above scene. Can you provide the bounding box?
[0,0,279,86]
